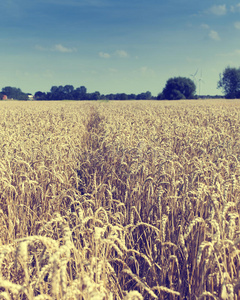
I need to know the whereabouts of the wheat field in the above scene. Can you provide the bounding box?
[0,99,239,299]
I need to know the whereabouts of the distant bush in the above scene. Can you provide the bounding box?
[158,77,196,100]
[1,86,28,100]
[218,66,240,98]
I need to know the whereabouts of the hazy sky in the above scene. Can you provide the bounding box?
[1,0,240,96]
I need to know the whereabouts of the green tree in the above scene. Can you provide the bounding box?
[119,93,128,100]
[50,86,58,94]
[218,67,240,99]
[158,77,196,100]
[90,91,101,100]
[1,87,28,100]
[49,86,66,100]
[128,93,136,100]
[136,91,152,100]
[73,86,87,100]
[63,85,74,95]
[35,91,46,100]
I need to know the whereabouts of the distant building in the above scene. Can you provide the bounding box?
[28,94,34,100]
[2,95,7,100]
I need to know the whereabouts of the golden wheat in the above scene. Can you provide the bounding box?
[0,100,239,299]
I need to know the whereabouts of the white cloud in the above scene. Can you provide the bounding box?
[139,66,155,76]
[201,23,221,42]
[230,3,240,12]
[201,23,210,29]
[208,5,227,16]
[218,49,240,56]
[35,45,48,51]
[35,44,76,53]
[99,52,111,58]
[231,49,240,55]
[53,44,76,53]
[140,67,148,74]
[108,68,118,73]
[234,21,240,29]
[200,24,221,42]
[99,50,129,58]
[115,50,129,58]
[209,30,221,41]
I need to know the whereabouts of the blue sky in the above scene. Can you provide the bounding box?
[1,0,240,96]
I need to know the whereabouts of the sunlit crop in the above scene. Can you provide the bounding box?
[0,99,239,299]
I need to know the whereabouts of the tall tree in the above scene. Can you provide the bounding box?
[35,91,46,100]
[73,86,87,100]
[136,91,152,100]
[63,85,74,95]
[90,91,101,100]
[50,86,58,94]
[158,77,196,100]
[218,67,240,99]
[1,86,28,100]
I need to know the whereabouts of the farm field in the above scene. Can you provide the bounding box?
[0,99,239,299]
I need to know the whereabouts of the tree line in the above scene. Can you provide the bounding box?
[0,87,29,100]
[34,86,153,100]
[217,66,240,99]
[0,85,154,101]
[0,66,238,100]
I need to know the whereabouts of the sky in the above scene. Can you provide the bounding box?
[1,0,240,96]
